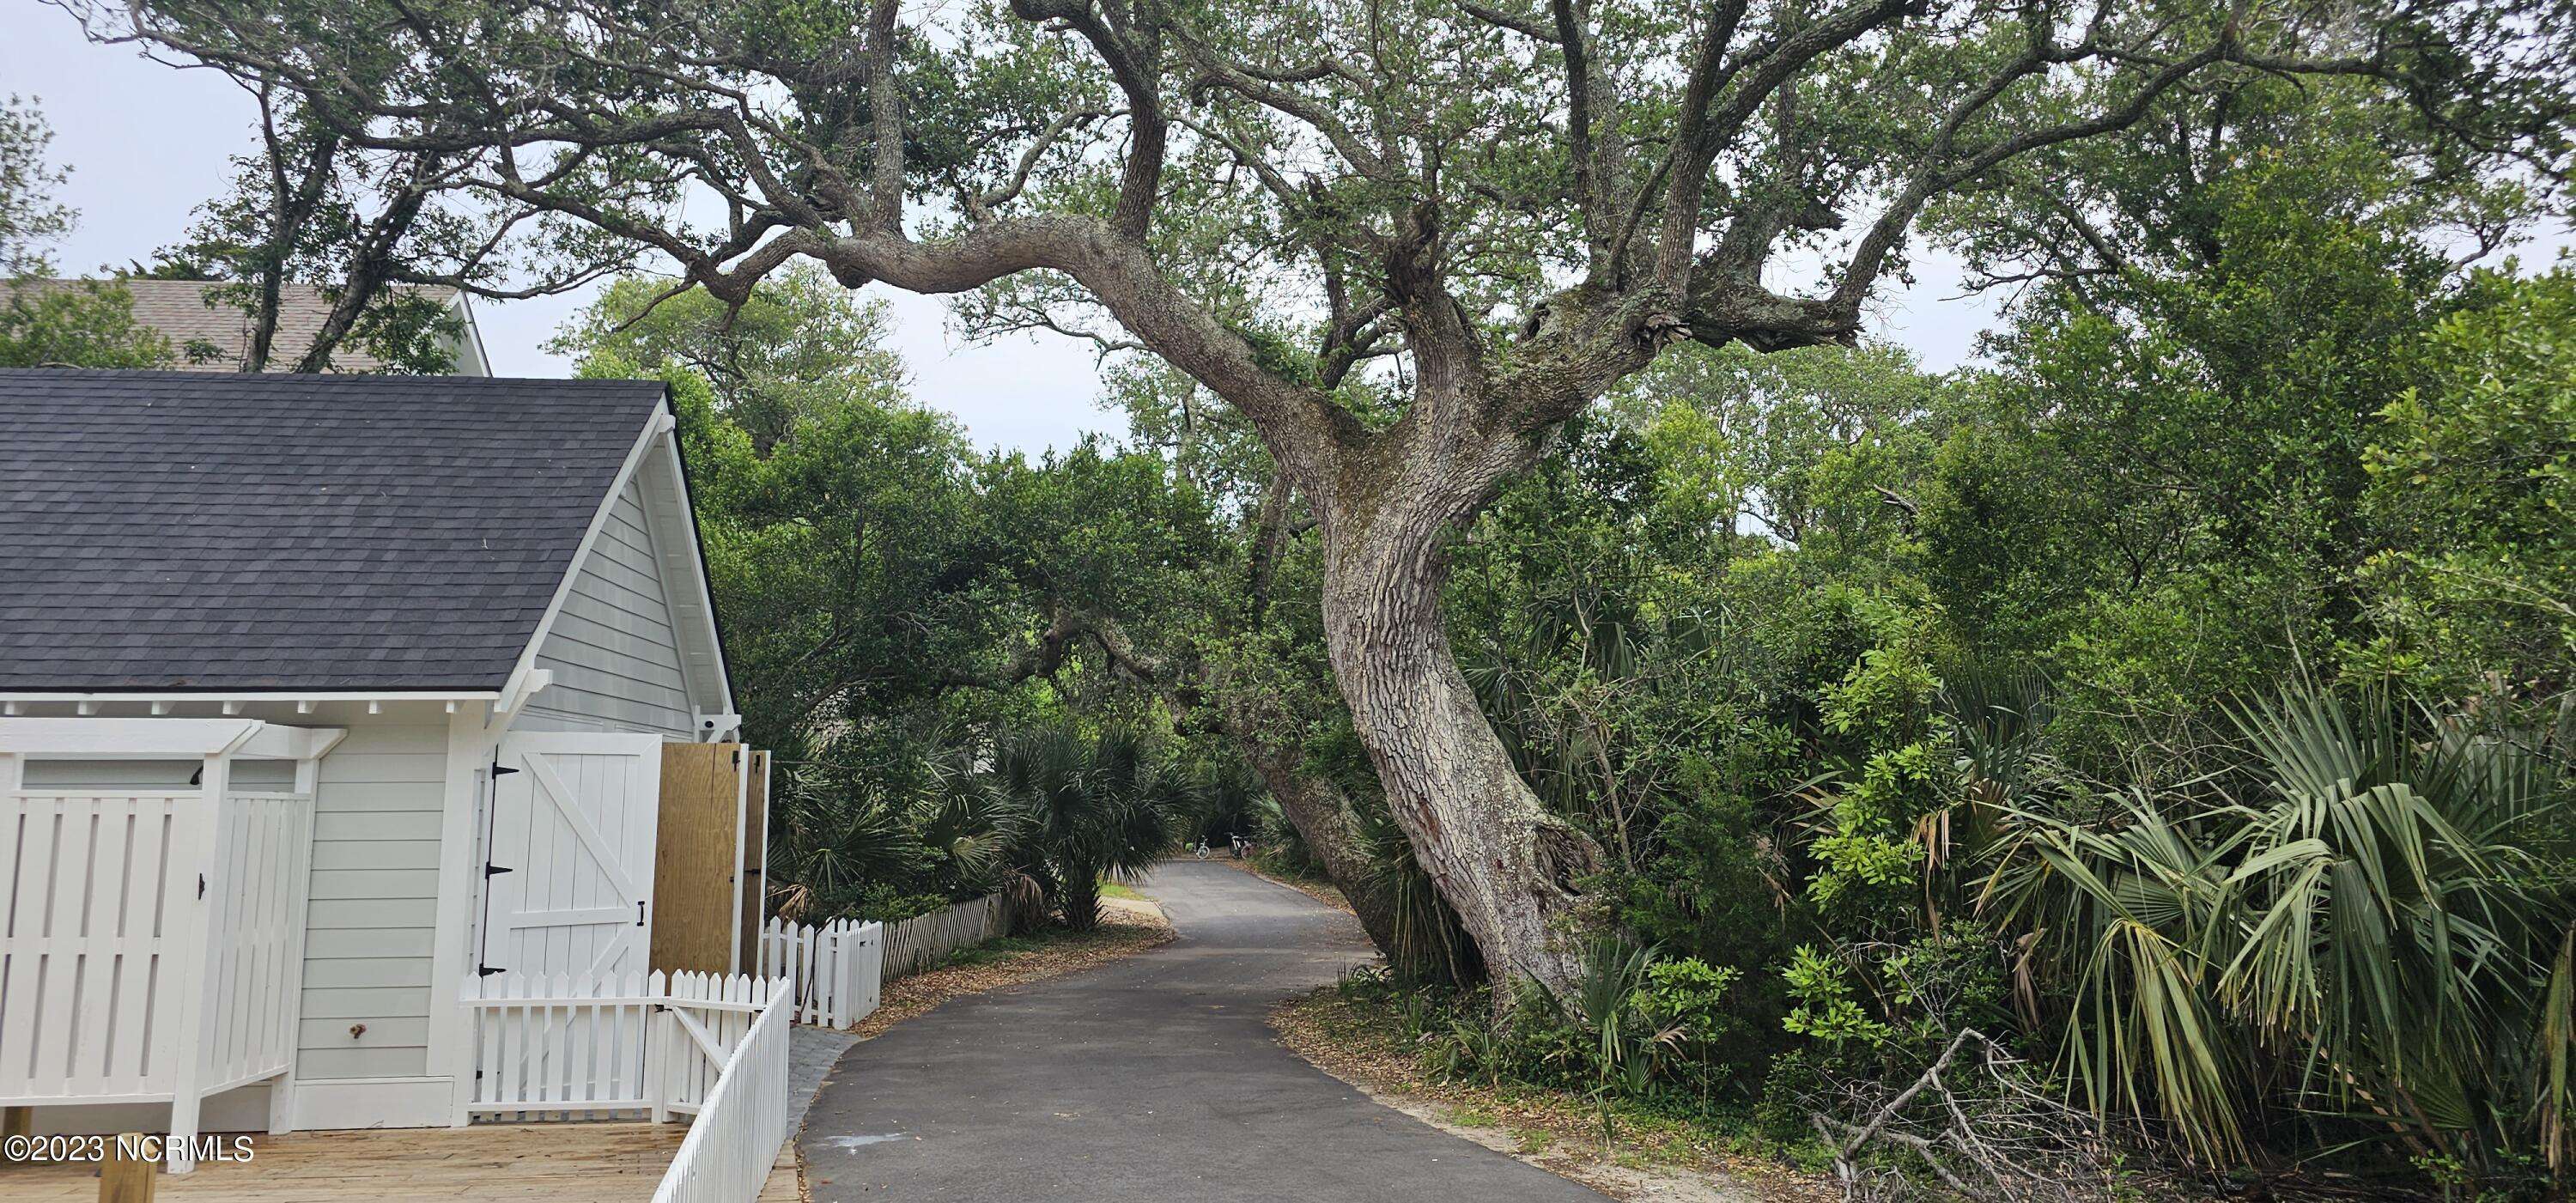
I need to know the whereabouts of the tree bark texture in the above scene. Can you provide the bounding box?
[1309,422,1598,999]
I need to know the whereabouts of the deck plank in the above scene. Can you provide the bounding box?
[0,1123,803,1202]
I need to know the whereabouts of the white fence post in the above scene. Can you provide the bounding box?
[648,971,673,1123]
[165,755,229,1173]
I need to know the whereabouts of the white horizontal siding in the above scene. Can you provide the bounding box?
[299,722,447,1080]
[526,477,696,738]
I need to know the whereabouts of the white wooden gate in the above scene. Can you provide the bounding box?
[459,970,786,1127]
[756,917,882,1028]
[478,732,663,980]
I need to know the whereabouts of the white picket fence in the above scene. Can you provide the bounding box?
[459,972,793,1202]
[879,895,1007,979]
[755,918,881,1029]
[753,895,1003,1030]
[652,974,794,1203]
[459,971,790,1128]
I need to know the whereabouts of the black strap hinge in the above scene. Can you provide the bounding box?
[484,863,513,878]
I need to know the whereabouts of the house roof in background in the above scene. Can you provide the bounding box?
[9,278,465,373]
[0,370,670,690]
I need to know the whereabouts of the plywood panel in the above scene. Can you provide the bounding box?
[651,742,739,974]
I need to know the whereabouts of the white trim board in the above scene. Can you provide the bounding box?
[0,717,346,760]
[491,409,669,716]
[290,1076,458,1131]
[497,392,735,736]
[431,703,496,1127]
[635,424,736,725]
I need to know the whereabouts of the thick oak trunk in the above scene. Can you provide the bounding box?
[1314,453,1596,999]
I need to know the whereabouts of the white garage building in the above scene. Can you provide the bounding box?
[0,371,740,1151]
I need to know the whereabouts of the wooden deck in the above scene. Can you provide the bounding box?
[0,1123,802,1202]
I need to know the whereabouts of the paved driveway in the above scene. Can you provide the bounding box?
[799,860,1610,1202]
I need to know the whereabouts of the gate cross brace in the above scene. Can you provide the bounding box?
[666,1005,726,1068]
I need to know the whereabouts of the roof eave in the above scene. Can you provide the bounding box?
[0,689,504,700]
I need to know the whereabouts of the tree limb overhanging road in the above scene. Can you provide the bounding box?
[799,860,1612,1202]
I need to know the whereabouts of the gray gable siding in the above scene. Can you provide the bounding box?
[521,477,696,738]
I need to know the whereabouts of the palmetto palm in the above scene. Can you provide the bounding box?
[910,737,1024,894]
[767,764,933,920]
[1986,686,2575,1176]
[1350,795,1480,987]
[1983,780,2252,1161]
[994,726,1182,931]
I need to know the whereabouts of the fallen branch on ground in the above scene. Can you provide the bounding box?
[1810,1029,2126,1203]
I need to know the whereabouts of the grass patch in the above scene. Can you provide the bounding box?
[943,934,1044,967]
[1099,879,1145,901]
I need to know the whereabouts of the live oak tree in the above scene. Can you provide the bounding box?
[160,93,469,371]
[68,0,2572,994]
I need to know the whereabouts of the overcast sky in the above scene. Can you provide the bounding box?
[9,9,2055,453]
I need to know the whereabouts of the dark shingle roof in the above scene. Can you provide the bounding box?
[0,370,667,690]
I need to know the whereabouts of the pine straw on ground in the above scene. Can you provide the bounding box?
[1273,986,1838,1203]
[846,896,1176,1041]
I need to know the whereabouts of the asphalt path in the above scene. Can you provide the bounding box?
[799,859,1611,1202]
